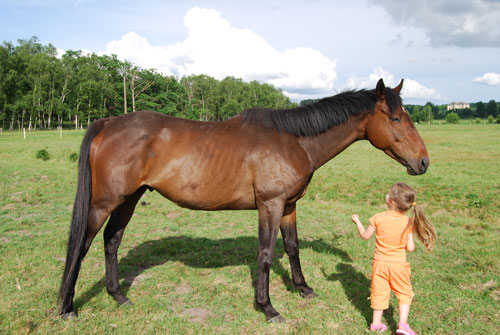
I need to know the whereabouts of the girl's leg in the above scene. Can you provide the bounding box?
[399,304,410,325]
[373,309,384,325]
[370,309,388,332]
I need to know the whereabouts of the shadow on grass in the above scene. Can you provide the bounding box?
[323,263,397,332]
[74,235,351,314]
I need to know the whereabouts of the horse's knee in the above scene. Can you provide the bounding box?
[258,249,273,267]
[284,241,299,256]
[104,234,121,255]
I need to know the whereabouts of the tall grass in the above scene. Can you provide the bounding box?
[0,124,499,334]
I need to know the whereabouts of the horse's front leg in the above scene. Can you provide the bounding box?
[255,198,285,322]
[280,203,316,298]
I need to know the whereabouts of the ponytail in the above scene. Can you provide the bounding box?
[389,182,437,251]
[412,204,436,251]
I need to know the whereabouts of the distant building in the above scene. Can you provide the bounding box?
[447,102,470,111]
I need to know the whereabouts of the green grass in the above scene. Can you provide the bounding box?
[1,124,499,334]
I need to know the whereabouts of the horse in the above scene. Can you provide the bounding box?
[59,78,429,322]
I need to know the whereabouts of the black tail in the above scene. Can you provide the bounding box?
[59,120,105,315]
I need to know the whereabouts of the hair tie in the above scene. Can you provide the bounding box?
[412,202,417,207]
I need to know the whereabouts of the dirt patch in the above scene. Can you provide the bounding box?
[432,208,450,216]
[482,280,497,290]
[165,211,182,219]
[459,280,497,291]
[184,307,212,324]
[10,230,32,238]
[1,203,15,211]
[175,282,191,294]
[490,289,500,301]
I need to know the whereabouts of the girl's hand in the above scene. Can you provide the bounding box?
[352,214,361,224]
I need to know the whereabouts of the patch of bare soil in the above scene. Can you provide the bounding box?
[175,282,191,294]
[1,203,15,210]
[183,307,213,324]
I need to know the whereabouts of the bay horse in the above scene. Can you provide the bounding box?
[59,79,429,321]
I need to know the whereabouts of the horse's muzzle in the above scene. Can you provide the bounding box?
[407,157,429,175]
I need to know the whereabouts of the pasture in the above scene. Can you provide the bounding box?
[0,124,499,334]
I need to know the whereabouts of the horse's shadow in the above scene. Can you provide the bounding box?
[74,235,351,312]
[323,263,397,332]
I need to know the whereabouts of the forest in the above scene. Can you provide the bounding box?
[1,37,498,131]
[0,37,296,131]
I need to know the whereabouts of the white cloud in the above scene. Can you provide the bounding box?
[473,72,500,86]
[345,67,441,100]
[103,32,176,74]
[56,48,65,59]
[402,79,442,100]
[101,7,337,100]
[345,66,396,89]
[368,0,500,48]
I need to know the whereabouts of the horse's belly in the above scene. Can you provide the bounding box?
[154,182,256,210]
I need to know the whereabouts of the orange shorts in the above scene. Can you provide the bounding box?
[370,260,413,310]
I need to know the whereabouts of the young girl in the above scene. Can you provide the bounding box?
[352,183,436,335]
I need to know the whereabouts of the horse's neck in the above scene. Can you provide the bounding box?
[299,115,368,170]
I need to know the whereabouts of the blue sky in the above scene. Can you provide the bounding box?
[1,0,499,104]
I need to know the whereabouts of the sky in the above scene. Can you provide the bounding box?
[1,0,499,104]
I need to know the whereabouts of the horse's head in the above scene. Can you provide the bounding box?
[365,79,429,175]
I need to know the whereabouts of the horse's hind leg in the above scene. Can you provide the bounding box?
[61,206,110,318]
[280,204,315,298]
[103,187,146,305]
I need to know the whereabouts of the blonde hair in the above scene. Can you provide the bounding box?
[388,183,437,251]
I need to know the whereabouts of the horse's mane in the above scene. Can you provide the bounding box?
[241,88,402,137]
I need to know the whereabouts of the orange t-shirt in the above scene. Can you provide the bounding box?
[369,210,412,262]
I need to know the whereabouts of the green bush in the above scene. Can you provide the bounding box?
[69,152,79,162]
[446,112,460,124]
[475,118,481,124]
[466,193,483,208]
[497,115,500,124]
[488,115,494,124]
[36,149,50,161]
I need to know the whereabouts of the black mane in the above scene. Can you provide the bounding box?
[241,88,402,137]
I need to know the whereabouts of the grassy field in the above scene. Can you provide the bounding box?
[1,124,499,334]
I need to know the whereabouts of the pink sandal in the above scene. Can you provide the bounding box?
[396,322,415,335]
[370,323,388,332]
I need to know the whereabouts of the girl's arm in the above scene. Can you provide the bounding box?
[406,233,415,251]
[352,214,375,240]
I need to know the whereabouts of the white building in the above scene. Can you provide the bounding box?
[447,102,470,111]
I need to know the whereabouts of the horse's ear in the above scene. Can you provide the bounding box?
[394,79,404,94]
[376,79,385,101]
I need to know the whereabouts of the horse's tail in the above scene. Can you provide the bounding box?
[59,120,105,315]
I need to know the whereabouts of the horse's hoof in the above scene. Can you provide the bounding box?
[267,314,285,323]
[300,290,317,299]
[61,311,77,320]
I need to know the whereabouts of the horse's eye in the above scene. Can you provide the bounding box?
[391,117,401,123]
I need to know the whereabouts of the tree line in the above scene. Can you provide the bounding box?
[405,100,499,123]
[0,37,296,131]
[2,37,498,131]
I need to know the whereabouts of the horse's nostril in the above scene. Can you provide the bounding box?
[420,158,428,170]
